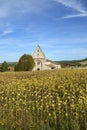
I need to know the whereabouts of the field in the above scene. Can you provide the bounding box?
[0,69,87,130]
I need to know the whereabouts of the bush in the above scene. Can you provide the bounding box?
[14,54,35,71]
[0,61,9,72]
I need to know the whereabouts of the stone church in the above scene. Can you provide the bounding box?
[32,45,61,71]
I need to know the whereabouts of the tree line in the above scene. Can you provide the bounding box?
[0,54,35,72]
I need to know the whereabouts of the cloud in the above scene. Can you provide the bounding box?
[1,28,13,36]
[62,13,87,19]
[53,0,87,19]
[0,0,86,20]
[53,0,86,13]
[48,47,87,60]
[0,0,50,18]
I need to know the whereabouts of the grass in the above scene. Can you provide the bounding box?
[0,127,7,130]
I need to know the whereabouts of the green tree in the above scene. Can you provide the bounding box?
[0,61,9,72]
[14,54,35,71]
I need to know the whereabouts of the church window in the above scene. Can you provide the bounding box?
[37,61,40,65]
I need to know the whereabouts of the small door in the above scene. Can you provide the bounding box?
[37,68,40,71]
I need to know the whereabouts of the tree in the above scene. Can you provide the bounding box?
[14,54,35,71]
[0,61,9,72]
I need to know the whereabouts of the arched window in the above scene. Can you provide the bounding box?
[37,61,41,65]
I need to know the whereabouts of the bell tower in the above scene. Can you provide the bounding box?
[33,45,46,70]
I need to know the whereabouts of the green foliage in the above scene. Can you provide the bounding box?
[56,61,81,68]
[56,58,87,68]
[14,54,35,71]
[7,62,17,67]
[0,61,9,72]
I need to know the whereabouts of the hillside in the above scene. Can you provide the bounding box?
[7,62,17,66]
[55,58,87,68]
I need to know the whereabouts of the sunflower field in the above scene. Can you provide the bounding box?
[0,69,87,130]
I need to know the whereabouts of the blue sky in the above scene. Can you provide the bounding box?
[0,0,87,62]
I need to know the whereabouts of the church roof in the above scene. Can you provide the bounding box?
[46,59,60,65]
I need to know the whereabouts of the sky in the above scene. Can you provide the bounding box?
[0,0,87,62]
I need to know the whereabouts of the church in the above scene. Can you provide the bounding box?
[32,45,61,71]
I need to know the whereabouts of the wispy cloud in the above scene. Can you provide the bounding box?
[47,47,87,60]
[62,13,87,19]
[0,0,50,18]
[1,28,13,36]
[54,0,86,13]
[0,0,51,31]
[0,0,87,20]
[54,0,87,19]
